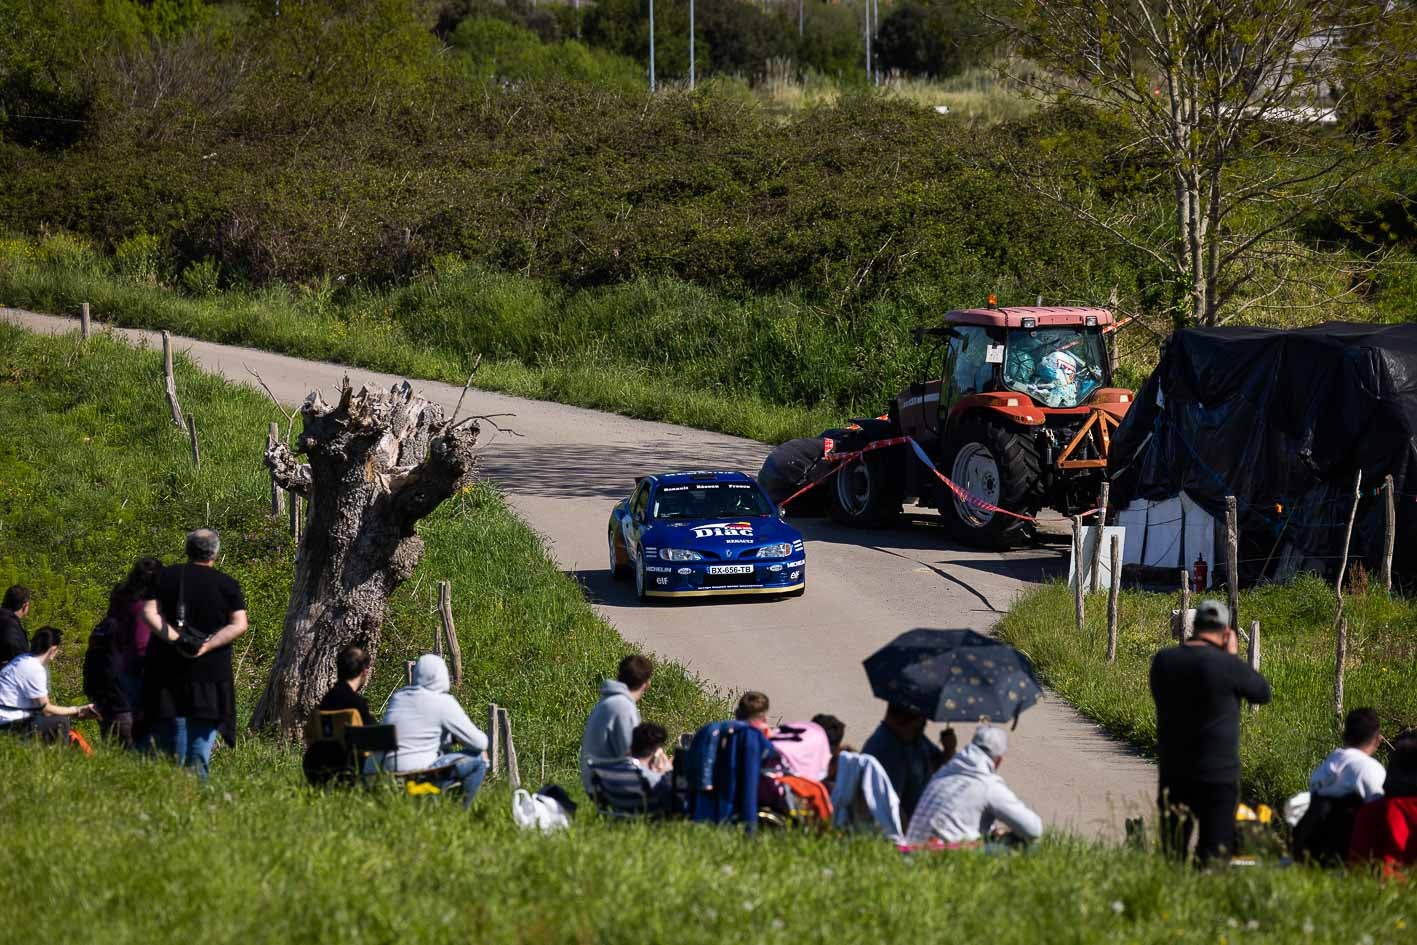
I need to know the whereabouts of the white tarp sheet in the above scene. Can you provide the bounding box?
[1116,492,1216,587]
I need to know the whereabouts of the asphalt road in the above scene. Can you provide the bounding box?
[3,307,1156,837]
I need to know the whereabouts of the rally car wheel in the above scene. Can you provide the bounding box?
[944,419,1040,551]
[828,451,902,528]
[633,552,650,602]
[608,532,630,580]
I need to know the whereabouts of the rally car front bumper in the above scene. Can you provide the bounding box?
[641,558,806,598]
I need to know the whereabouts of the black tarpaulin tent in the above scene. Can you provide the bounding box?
[1109,323,1417,583]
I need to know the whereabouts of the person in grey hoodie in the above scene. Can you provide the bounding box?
[382,654,489,807]
[578,654,653,795]
[904,725,1043,846]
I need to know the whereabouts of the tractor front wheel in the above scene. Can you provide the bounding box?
[943,419,1040,550]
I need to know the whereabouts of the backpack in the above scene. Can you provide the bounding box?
[82,616,127,713]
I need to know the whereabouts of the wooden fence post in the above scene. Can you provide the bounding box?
[1248,619,1261,715]
[1106,535,1121,663]
[404,660,415,686]
[161,331,187,432]
[437,580,463,689]
[267,422,285,518]
[80,302,91,339]
[1334,617,1347,721]
[498,706,521,789]
[1178,569,1192,641]
[1225,495,1239,632]
[1382,474,1395,595]
[1072,515,1085,632]
[486,703,501,777]
[1090,483,1109,594]
[187,412,200,468]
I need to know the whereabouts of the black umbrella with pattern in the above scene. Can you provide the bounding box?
[862,628,1043,725]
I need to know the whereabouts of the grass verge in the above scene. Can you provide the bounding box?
[4,739,1412,945]
[0,323,723,770]
[995,577,1417,805]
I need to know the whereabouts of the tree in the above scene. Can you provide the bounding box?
[875,0,992,79]
[995,0,1417,327]
[251,379,481,735]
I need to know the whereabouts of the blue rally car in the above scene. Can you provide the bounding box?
[607,471,807,601]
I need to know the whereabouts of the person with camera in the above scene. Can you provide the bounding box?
[142,528,248,780]
[1150,599,1271,866]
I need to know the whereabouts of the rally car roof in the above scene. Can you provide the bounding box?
[642,470,753,486]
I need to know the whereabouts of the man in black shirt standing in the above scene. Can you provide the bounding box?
[1150,599,1271,865]
[142,528,248,780]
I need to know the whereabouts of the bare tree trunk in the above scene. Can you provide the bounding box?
[250,379,480,735]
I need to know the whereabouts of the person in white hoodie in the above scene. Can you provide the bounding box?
[904,725,1042,846]
[382,654,489,807]
[578,654,653,795]
[1309,707,1386,801]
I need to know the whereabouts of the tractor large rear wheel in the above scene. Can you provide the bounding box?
[943,419,1041,550]
[828,450,903,528]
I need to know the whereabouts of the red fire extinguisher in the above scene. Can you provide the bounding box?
[1193,553,1208,592]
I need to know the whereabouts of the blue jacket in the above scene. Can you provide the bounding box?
[686,720,778,832]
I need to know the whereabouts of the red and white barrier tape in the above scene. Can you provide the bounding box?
[778,434,1101,525]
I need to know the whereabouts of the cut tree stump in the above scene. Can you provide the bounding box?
[251,378,480,735]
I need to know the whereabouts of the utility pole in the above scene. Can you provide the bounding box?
[865,0,872,83]
[799,0,804,38]
[690,0,696,90]
[649,0,656,92]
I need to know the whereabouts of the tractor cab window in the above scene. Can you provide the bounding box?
[944,326,1001,404]
[1003,328,1107,408]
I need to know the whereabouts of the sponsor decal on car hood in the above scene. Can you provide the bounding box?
[688,521,755,539]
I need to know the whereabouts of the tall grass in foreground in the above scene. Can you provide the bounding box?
[3,739,1410,945]
[0,326,724,772]
[995,577,1417,804]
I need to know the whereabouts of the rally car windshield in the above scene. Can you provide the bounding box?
[653,483,775,520]
[1002,328,1108,408]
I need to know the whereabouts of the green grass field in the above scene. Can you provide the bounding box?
[995,578,1417,806]
[0,322,1412,944]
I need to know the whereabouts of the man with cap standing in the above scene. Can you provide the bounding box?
[903,725,1043,846]
[1150,599,1271,865]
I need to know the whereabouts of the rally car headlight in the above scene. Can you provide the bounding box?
[757,542,793,558]
[660,548,703,561]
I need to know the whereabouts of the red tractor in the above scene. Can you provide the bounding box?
[820,306,1133,549]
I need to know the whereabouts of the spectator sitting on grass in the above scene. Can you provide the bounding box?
[862,702,945,825]
[1292,708,1385,866]
[589,722,674,814]
[0,627,98,743]
[735,691,772,737]
[381,654,488,808]
[318,645,376,725]
[904,725,1042,847]
[578,654,653,796]
[812,713,846,786]
[0,584,33,666]
[303,645,377,786]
